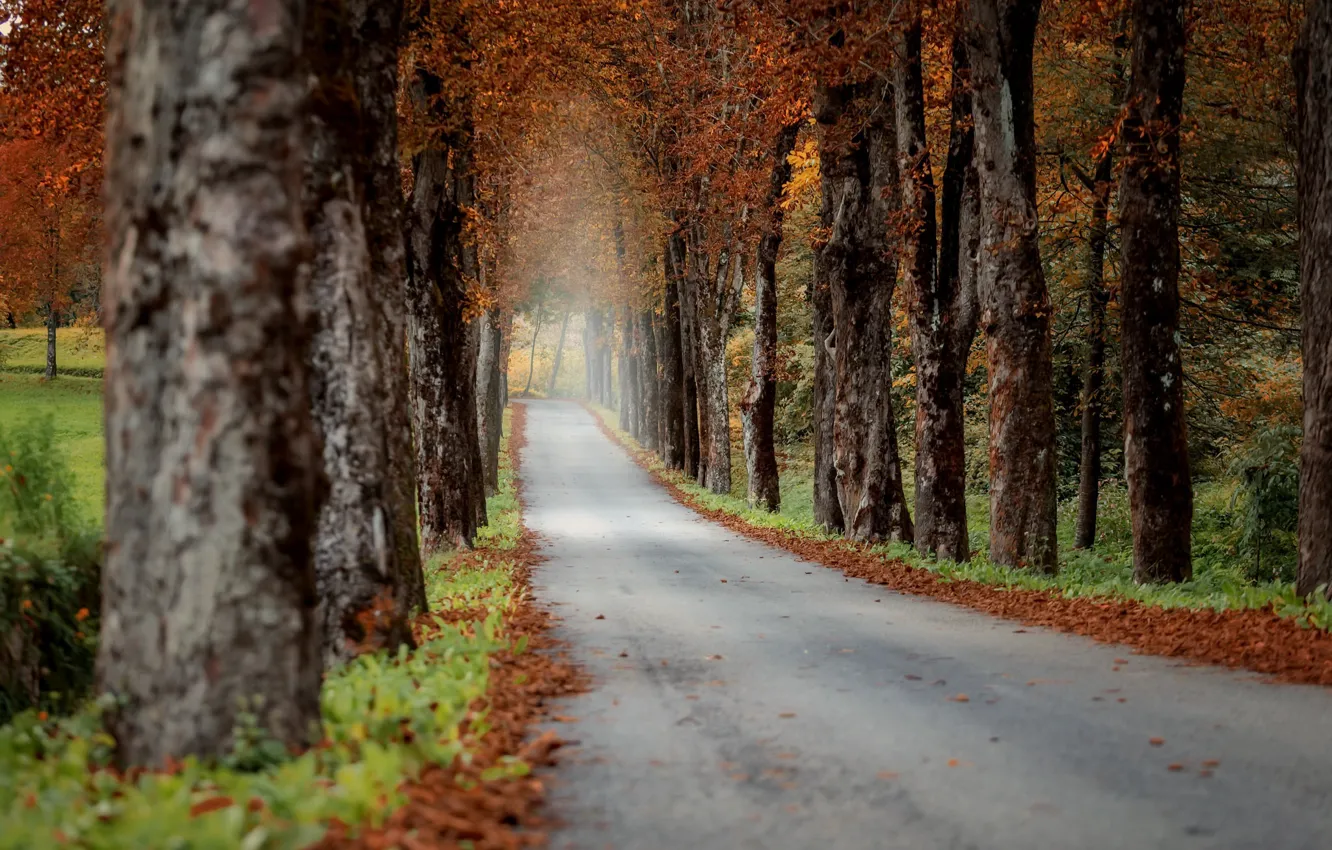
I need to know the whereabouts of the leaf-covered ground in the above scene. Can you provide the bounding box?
[588,405,1332,687]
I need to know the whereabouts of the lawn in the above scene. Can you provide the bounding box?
[0,373,104,525]
[0,328,106,379]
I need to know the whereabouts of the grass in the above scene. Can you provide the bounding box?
[590,404,1332,630]
[1,408,537,849]
[0,328,106,379]
[0,374,104,524]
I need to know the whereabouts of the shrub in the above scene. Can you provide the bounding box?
[1227,425,1300,584]
[0,417,102,723]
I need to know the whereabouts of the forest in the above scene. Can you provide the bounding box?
[3,0,1332,847]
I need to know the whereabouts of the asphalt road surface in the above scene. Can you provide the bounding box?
[522,400,1332,850]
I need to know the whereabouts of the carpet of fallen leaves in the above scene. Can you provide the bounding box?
[590,409,1332,687]
[318,403,588,850]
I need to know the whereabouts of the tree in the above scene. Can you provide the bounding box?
[304,0,425,664]
[1296,0,1332,599]
[98,0,323,766]
[1119,0,1192,583]
[900,1,981,561]
[741,124,799,513]
[968,0,1058,572]
[405,4,489,552]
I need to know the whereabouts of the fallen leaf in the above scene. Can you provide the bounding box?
[1149,737,1165,747]
[1202,759,1220,768]
[618,651,629,658]
[1114,658,1129,665]
[707,654,724,661]
[947,759,960,767]
[776,752,797,760]
[552,715,580,723]
[778,712,797,719]
[720,579,728,583]
[1199,769,1213,778]
[876,771,899,780]
[905,674,922,681]
[949,694,970,703]
[595,614,606,620]
[1167,763,1185,772]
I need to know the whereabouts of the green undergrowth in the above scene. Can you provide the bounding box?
[0,410,528,849]
[589,405,1332,631]
[0,374,104,522]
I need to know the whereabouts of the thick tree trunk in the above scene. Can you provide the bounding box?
[305,0,422,665]
[405,71,486,553]
[693,250,739,495]
[44,302,57,379]
[1298,0,1332,599]
[817,86,914,544]
[547,308,572,396]
[477,308,504,495]
[99,0,322,767]
[968,0,1058,572]
[741,125,798,513]
[659,236,687,469]
[902,8,980,561]
[1119,0,1192,583]
[1074,150,1114,550]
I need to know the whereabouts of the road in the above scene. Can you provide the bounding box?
[521,400,1332,850]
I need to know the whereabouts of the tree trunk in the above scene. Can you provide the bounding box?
[405,70,486,554]
[477,308,504,495]
[968,0,1058,572]
[1299,0,1332,599]
[811,246,845,533]
[305,0,422,665]
[620,303,638,436]
[44,301,57,379]
[583,308,601,400]
[905,5,981,562]
[741,125,798,513]
[523,297,543,397]
[99,0,322,767]
[817,85,914,544]
[601,307,614,406]
[1119,0,1192,584]
[1074,149,1115,550]
[546,308,572,397]
[680,264,703,480]
[659,234,687,469]
[638,309,660,451]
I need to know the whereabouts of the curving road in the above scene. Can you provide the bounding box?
[522,400,1332,850]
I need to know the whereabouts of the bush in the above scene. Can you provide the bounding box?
[1227,425,1300,584]
[0,417,102,723]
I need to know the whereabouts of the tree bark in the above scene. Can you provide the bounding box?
[99,0,323,767]
[601,307,614,406]
[741,125,798,513]
[619,303,639,436]
[583,308,602,400]
[968,0,1058,572]
[44,301,57,379]
[810,246,845,533]
[901,6,980,561]
[1119,0,1192,583]
[1073,148,1115,550]
[477,308,504,495]
[817,85,914,544]
[305,0,422,665]
[405,69,487,554]
[1297,0,1332,599]
[499,310,513,410]
[686,232,742,495]
[547,308,572,397]
[659,234,687,469]
[638,308,660,451]
[680,261,703,481]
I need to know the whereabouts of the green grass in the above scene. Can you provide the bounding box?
[0,374,104,524]
[0,329,106,379]
[591,404,1332,630]
[1,408,532,849]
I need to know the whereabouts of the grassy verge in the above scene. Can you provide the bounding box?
[0,329,106,379]
[589,404,1332,631]
[1,407,557,849]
